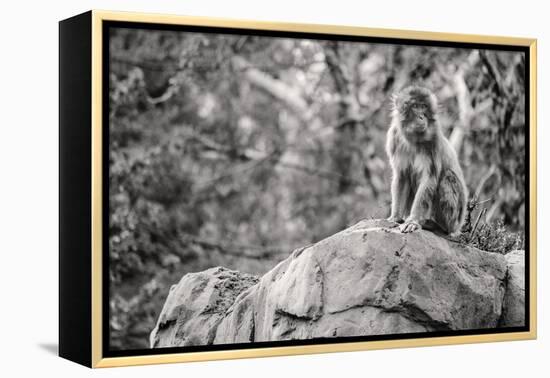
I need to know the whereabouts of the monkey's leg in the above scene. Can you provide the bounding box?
[400,177,436,233]
[434,169,466,235]
[388,173,409,223]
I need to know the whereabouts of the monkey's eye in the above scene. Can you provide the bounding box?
[413,103,427,111]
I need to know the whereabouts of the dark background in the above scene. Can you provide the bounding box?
[107,26,526,350]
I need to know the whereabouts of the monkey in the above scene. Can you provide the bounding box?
[386,85,468,235]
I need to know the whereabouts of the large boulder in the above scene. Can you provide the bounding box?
[150,219,525,347]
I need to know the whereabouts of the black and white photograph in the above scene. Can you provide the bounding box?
[105,23,529,354]
[5,0,550,374]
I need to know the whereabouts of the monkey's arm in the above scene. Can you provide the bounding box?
[400,175,436,233]
[388,172,409,223]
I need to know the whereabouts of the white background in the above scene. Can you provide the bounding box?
[0,0,547,376]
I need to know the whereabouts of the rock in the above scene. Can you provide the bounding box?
[499,250,526,327]
[150,267,259,347]
[151,219,525,347]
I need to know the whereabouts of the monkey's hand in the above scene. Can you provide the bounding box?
[400,219,421,233]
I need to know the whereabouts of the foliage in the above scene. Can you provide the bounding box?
[458,198,524,254]
[107,27,526,349]
[466,219,525,254]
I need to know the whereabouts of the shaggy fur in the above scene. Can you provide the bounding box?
[386,86,467,235]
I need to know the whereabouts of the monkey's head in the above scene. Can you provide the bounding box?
[392,86,439,143]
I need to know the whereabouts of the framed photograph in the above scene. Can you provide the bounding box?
[59,10,537,368]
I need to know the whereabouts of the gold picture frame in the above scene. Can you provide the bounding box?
[59,9,537,368]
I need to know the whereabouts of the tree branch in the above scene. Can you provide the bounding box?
[231,56,311,121]
[449,51,478,154]
[479,51,512,100]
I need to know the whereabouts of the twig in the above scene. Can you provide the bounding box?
[147,86,179,105]
[469,208,487,242]
[476,198,493,206]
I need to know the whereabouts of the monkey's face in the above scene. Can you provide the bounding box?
[393,86,438,143]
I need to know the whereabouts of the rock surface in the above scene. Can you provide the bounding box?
[499,250,526,327]
[150,219,525,347]
[150,267,259,347]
